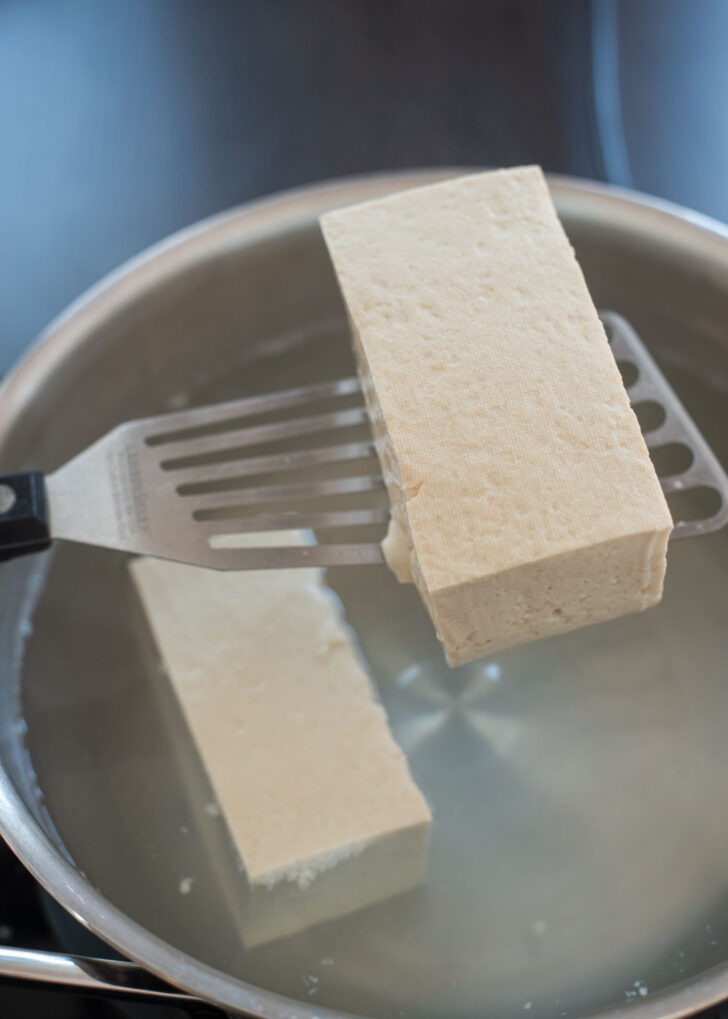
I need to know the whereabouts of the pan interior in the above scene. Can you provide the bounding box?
[10,194,728,1019]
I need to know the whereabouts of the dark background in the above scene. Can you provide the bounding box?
[2,0,728,373]
[1,1,728,1016]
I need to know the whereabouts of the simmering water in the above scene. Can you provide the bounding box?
[19,326,728,1019]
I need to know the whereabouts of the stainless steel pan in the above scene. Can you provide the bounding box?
[1,172,728,1019]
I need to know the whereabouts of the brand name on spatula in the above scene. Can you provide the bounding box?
[108,447,150,540]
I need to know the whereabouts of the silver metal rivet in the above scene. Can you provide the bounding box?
[0,484,17,515]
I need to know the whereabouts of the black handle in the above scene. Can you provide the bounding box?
[0,472,51,561]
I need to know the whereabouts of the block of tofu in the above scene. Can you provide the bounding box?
[320,167,673,666]
[129,533,430,946]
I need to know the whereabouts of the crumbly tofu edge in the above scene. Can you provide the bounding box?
[320,167,672,666]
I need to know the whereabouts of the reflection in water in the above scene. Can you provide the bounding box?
[394,659,525,756]
[15,334,728,1019]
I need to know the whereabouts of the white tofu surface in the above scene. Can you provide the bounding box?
[130,534,430,943]
[320,167,672,665]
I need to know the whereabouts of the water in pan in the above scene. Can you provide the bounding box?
[17,322,728,1019]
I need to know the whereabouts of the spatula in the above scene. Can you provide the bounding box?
[0,313,726,570]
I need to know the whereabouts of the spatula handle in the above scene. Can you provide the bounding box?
[0,472,51,560]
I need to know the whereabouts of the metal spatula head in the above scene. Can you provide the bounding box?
[0,312,726,570]
[45,378,389,570]
[601,312,728,539]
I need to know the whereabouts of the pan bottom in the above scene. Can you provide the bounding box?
[16,323,728,1019]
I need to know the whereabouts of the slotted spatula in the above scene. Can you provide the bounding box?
[1,312,726,570]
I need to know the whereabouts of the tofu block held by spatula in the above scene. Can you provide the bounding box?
[130,533,431,947]
[320,166,673,666]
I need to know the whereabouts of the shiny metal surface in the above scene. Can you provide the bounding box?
[602,312,728,539]
[0,946,220,1013]
[46,374,386,569]
[0,172,727,1019]
[40,307,728,571]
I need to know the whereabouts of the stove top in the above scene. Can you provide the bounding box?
[0,840,124,1018]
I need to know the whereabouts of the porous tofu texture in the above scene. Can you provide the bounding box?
[320,167,672,665]
[130,535,430,907]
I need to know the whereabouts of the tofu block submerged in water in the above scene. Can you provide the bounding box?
[320,167,673,666]
[130,534,430,946]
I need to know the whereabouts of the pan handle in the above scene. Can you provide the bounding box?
[0,945,227,1016]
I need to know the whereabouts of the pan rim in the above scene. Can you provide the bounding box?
[1,168,728,1019]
